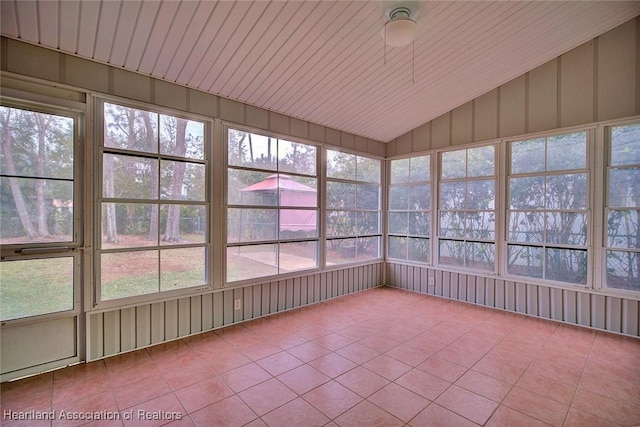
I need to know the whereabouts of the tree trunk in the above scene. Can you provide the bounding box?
[143,113,159,241]
[103,124,118,243]
[34,114,51,237]
[163,119,187,242]
[1,109,38,239]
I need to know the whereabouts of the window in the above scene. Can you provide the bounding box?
[507,132,589,285]
[605,123,639,292]
[438,145,496,272]
[98,102,208,301]
[0,103,78,320]
[226,128,318,282]
[326,150,381,265]
[388,155,431,263]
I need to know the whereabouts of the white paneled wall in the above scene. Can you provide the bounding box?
[387,263,640,337]
[88,263,383,360]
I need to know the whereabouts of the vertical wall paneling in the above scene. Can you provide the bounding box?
[494,280,505,309]
[293,277,301,308]
[591,294,606,330]
[284,279,294,309]
[622,299,639,336]
[597,20,636,121]
[474,89,499,142]
[577,293,591,327]
[190,296,202,334]
[228,288,244,325]
[119,308,136,352]
[277,281,286,310]
[88,314,104,360]
[165,300,178,340]
[320,273,327,300]
[475,277,484,305]
[268,282,278,313]
[538,286,550,319]
[103,311,120,356]
[136,305,151,348]
[314,274,321,302]
[177,298,191,337]
[300,276,308,306]
[451,102,473,146]
[528,59,558,132]
[442,272,451,298]
[212,292,224,328]
[201,295,213,331]
[563,290,577,323]
[252,285,261,318]
[505,281,516,311]
[499,76,526,137]
[434,270,443,296]
[515,282,526,314]
[242,286,253,321]
[466,275,475,303]
[550,288,564,321]
[526,284,538,316]
[431,113,451,149]
[605,296,622,332]
[260,284,270,316]
[484,278,494,307]
[150,302,165,344]
[560,42,595,127]
[407,267,414,292]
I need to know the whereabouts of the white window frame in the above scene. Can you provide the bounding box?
[94,97,212,308]
[436,143,498,274]
[325,148,383,267]
[601,119,640,296]
[387,153,433,265]
[503,129,593,289]
[224,125,321,285]
[0,98,84,324]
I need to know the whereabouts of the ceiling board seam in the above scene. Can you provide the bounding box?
[56,0,61,49]
[130,0,162,72]
[107,0,124,64]
[170,1,218,83]
[119,1,143,67]
[187,1,236,87]
[202,1,271,91]
[74,0,81,54]
[214,0,291,95]
[315,2,537,126]
[235,1,324,101]
[593,36,599,122]
[35,0,41,44]
[148,2,184,76]
[206,0,275,91]
[13,0,21,42]
[153,0,200,78]
[256,1,357,107]
[267,1,374,111]
[91,0,104,59]
[341,2,589,139]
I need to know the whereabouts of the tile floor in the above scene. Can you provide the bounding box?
[2,287,640,426]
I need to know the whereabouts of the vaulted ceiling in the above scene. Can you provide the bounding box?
[1,1,639,142]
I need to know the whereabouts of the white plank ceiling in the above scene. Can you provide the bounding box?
[1,1,639,142]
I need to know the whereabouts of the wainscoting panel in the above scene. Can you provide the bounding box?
[386,262,640,338]
[88,263,383,360]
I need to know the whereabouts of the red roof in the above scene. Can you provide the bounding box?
[240,174,316,193]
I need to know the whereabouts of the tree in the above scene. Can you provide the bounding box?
[162,117,188,242]
[0,107,38,239]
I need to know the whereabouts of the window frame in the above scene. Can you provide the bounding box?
[0,98,84,324]
[436,143,498,274]
[503,129,593,289]
[386,153,433,265]
[325,148,383,267]
[601,119,640,296]
[224,125,321,286]
[94,97,212,309]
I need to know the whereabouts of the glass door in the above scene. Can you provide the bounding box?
[0,102,81,379]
